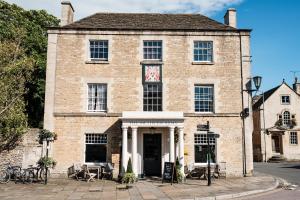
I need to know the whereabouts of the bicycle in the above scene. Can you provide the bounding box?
[0,163,22,184]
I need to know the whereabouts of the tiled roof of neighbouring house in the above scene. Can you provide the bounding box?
[56,13,246,31]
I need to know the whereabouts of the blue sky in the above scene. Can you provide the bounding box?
[214,0,300,91]
[6,0,300,91]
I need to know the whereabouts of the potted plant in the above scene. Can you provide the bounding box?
[275,119,283,127]
[121,158,136,184]
[38,129,57,144]
[175,157,184,183]
[37,156,57,169]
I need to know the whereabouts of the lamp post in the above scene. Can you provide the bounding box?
[252,76,267,162]
[44,137,54,185]
[241,76,263,175]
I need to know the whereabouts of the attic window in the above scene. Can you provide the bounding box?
[281,95,290,104]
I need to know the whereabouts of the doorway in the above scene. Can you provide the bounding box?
[143,134,162,176]
[271,135,282,154]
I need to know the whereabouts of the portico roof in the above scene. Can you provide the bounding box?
[120,111,184,128]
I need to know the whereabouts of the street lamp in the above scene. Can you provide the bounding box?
[253,76,262,91]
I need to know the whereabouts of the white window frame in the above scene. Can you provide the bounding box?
[89,40,109,61]
[283,111,291,126]
[193,41,213,63]
[85,133,108,164]
[143,40,163,61]
[194,85,214,113]
[87,83,107,112]
[290,132,298,145]
[281,95,291,105]
[194,132,216,165]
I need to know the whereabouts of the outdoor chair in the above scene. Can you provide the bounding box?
[68,163,84,180]
[216,162,226,179]
[82,164,96,182]
[102,163,114,180]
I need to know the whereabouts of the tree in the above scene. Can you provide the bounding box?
[0,37,33,152]
[0,0,59,127]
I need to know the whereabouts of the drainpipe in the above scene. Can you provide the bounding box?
[239,34,247,176]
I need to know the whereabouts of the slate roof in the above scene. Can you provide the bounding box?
[253,86,280,110]
[54,13,247,31]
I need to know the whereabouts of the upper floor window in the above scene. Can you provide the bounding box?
[143,84,162,111]
[85,133,107,163]
[195,85,214,113]
[281,95,290,104]
[88,84,107,112]
[194,41,213,62]
[143,40,162,60]
[194,134,216,163]
[290,132,298,145]
[89,40,108,61]
[283,111,291,125]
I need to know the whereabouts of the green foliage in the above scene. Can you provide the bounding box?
[38,129,57,144]
[0,0,59,127]
[175,157,184,183]
[121,172,136,184]
[37,156,57,168]
[126,158,133,173]
[0,37,33,152]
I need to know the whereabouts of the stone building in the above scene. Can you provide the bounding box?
[253,79,300,162]
[44,1,254,178]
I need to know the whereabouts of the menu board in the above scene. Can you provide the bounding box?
[162,162,177,184]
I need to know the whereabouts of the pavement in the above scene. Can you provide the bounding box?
[239,162,300,200]
[0,173,279,200]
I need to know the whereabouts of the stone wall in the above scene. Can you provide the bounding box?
[0,129,42,171]
[45,29,253,177]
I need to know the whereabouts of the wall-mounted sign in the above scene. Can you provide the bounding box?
[142,65,162,83]
[197,124,209,131]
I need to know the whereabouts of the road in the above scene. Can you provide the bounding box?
[240,162,300,200]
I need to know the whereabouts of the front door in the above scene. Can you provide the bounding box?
[272,135,280,153]
[143,134,162,176]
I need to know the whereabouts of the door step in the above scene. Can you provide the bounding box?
[268,155,286,163]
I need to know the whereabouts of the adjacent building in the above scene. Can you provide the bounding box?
[44,1,254,178]
[253,79,300,162]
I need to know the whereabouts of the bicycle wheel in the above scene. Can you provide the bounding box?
[24,170,35,184]
[0,171,10,184]
[39,168,50,181]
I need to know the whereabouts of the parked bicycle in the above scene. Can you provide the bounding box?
[0,163,22,184]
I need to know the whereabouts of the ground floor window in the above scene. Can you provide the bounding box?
[194,134,216,163]
[85,133,107,163]
[290,132,298,145]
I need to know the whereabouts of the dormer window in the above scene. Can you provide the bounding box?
[281,95,290,104]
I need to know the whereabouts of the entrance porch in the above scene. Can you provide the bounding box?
[120,111,185,177]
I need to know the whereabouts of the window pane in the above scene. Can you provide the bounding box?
[85,144,107,163]
[87,84,107,111]
[143,40,162,60]
[90,40,108,60]
[193,41,213,62]
[194,85,214,112]
[143,84,162,111]
[195,145,216,163]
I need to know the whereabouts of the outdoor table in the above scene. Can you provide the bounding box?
[87,163,106,179]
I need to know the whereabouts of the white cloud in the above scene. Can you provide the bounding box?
[5,0,243,20]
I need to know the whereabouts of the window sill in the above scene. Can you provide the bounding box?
[85,60,109,64]
[140,60,164,65]
[192,62,214,65]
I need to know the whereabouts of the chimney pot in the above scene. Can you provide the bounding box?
[224,8,237,28]
[293,77,300,94]
[61,1,74,26]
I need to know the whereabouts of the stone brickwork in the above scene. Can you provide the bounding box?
[0,129,41,171]
[45,29,253,177]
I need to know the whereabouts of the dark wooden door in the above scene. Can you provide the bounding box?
[143,134,162,176]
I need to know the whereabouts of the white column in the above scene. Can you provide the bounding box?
[178,127,184,174]
[122,126,128,174]
[169,126,175,162]
[131,126,138,176]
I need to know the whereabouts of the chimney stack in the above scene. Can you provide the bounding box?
[293,77,300,94]
[61,1,74,26]
[224,8,237,28]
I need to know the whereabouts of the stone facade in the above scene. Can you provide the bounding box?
[44,5,253,178]
[0,129,42,171]
[253,82,300,161]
